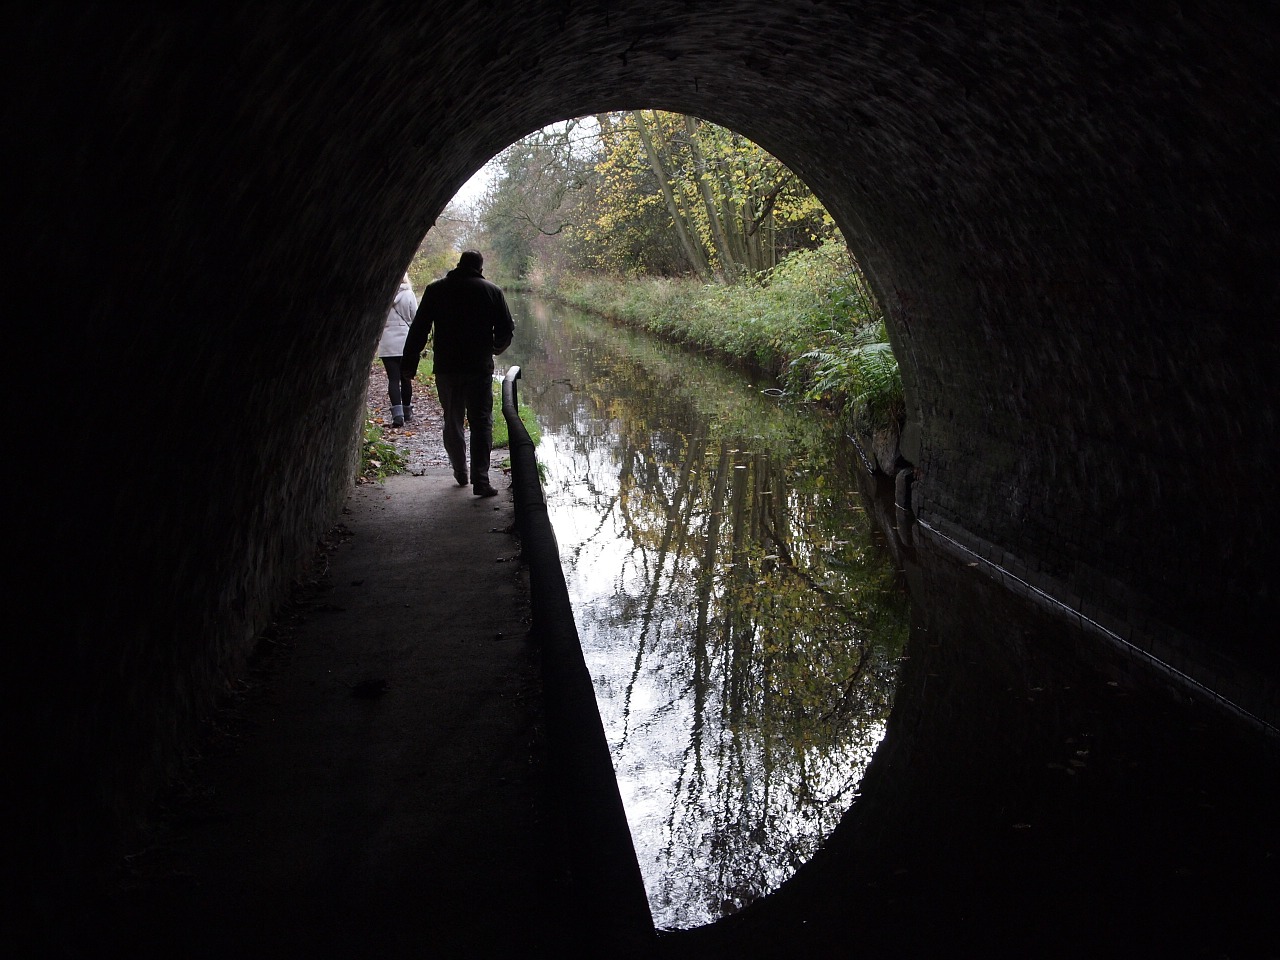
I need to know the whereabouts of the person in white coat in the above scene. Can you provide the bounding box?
[378,274,417,426]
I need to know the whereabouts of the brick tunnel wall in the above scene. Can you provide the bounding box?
[8,1,1278,882]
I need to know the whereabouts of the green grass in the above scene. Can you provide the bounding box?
[492,384,541,448]
[359,414,408,482]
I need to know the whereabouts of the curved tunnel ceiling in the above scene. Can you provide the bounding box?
[11,0,1279,899]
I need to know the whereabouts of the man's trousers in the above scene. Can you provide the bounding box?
[435,371,494,485]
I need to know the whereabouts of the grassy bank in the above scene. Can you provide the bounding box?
[530,241,903,435]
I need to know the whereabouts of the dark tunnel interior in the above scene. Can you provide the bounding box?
[7,1,1279,955]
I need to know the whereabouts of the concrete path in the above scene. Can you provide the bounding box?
[67,470,567,957]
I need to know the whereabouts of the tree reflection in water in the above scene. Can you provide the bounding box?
[506,296,909,929]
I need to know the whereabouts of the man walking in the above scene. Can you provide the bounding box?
[403,250,515,497]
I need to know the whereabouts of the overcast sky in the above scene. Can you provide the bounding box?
[450,164,493,209]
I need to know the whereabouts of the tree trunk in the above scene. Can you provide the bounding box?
[684,115,737,280]
[632,110,710,279]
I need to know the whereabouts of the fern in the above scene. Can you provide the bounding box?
[792,321,902,425]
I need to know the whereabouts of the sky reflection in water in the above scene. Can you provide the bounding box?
[504,296,909,929]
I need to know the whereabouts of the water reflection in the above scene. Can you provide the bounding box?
[503,296,909,929]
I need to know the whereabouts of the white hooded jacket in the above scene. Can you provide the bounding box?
[377,279,417,357]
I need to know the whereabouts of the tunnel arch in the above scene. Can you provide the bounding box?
[11,0,1278,901]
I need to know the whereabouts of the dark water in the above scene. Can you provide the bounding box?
[501,295,910,929]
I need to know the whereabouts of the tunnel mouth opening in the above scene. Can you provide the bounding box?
[431,111,913,930]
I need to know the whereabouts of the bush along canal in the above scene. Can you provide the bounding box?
[502,294,911,929]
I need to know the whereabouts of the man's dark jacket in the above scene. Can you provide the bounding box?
[402,266,514,376]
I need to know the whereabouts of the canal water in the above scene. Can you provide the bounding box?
[501,294,910,929]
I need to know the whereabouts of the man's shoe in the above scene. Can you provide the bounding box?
[473,482,499,498]
[453,467,468,486]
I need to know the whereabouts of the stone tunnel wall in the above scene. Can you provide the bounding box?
[8,1,1278,882]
